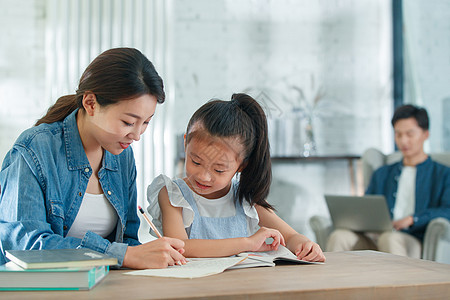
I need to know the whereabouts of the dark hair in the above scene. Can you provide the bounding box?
[391,104,429,130]
[35,47,165,126]
[186,93,273,210]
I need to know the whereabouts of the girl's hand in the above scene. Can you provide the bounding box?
[123,237,187,269]
[294,240,326,262]
[246,227,286,252]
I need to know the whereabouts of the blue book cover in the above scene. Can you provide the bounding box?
[5,248,117,269]
[0,263,109,290]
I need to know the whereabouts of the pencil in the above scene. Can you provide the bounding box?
[137,205,163,238]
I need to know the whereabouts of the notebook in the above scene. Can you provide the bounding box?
[5,248,118,269]
[325,195,393,232]
[0,263,109,290]
[125,245,322,279]
[125,256,247,279]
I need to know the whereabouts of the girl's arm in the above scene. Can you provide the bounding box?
[158,187,284,257]
[256,205,326,262]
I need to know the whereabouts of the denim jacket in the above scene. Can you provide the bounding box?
[0,109,141,266]
[366,156,450,241]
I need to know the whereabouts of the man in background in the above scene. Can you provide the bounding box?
[327,104,450,258]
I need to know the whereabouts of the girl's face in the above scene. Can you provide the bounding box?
[85,93,157,155]
[184,134,245,199]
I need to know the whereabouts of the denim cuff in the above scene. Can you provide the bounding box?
[105,242,128,267]
[80,231,110,253]
[80,231,126,267]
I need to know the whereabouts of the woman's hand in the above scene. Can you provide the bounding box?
[293,239,326,262]
[122,237,186,269]
[246,227,286,252]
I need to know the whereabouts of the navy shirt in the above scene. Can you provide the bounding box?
[366,156,450,241]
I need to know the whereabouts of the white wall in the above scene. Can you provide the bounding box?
[168,0,393,239]
[403,0,450,152]
[0,0,400,242]
[170,0,393,157]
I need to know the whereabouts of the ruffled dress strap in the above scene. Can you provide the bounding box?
[146,174,194,237]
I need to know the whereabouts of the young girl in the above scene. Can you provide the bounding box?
[147,93,325,262]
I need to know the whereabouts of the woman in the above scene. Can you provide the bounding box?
[0,48,186,269]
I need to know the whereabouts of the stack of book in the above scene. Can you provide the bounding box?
[0,248,118,291]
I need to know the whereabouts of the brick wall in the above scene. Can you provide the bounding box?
[168,0,394,239]
[0,0,395,241]
[170,0,394,157]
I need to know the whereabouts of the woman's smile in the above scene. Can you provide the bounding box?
[119,142,131,149]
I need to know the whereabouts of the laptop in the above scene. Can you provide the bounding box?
[325,195,393,232]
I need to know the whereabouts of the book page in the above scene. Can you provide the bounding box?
[227,258,275,269]
[124,256,246,279]
[238,245,323,265]
[238,245,296,259]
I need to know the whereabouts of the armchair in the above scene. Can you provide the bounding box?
[310,148,450,263]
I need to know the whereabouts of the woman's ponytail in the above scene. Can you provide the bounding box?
[35,95,80,126]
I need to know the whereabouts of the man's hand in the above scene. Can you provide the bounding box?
[393,216,414,231]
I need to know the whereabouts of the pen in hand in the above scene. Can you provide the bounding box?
[138,205,162,238]
[137,206,187,266]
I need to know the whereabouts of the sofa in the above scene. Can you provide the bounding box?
[310,148,450,263]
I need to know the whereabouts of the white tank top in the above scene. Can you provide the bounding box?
[66,193,118,239]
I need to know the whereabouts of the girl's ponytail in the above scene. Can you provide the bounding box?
[232,93,273,209]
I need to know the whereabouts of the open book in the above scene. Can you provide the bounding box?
[125,245,322,279]
[230,245,323,269]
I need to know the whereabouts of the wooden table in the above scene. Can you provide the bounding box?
[2,251,450,299]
